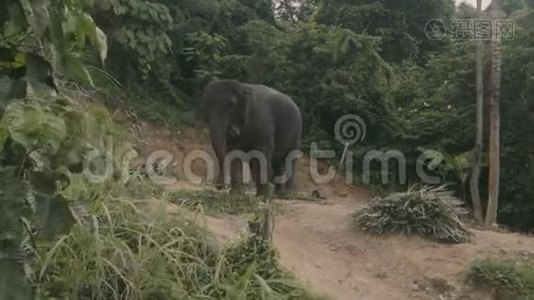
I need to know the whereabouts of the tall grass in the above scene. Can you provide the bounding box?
[35,176,326,299]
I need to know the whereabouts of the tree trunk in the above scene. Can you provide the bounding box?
[485,0,503,226]
[469,0,485,223]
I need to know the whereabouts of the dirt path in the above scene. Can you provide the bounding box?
[196,184,534,300]
[271,197,405,300]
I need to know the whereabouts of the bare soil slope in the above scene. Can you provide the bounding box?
[198,185,534,300]
[130,120,534,300]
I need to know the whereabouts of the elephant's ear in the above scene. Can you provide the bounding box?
[236,85,252,126]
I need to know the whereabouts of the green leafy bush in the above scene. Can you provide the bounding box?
[352,185,472,243]
[0,0,111,294]
[466,257,534,299]
[93,0,173,78]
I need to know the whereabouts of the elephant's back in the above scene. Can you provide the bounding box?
[247,84,301,120]
[246,84,302,155]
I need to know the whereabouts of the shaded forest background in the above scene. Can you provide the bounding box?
[84,0,533,230]
[4,0,534,230]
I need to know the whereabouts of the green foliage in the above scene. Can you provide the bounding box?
[0,257,32,300]
[0,167,30,244]
[313,0,454,63]
[183,31,232,81]
[0,0,114,295]
[389,47,475,151]
[0,119,7,152]
[85,65,187,127]
[28,170,75,240]
[1,0,107,86]
[4,97,67,154]
[94,0,173,78]
[0,94,134,297]
[87,0,184,121]
[467,257,534,299]
[352,185,472,243]
[496,19,534,230]
[431,151,471,187]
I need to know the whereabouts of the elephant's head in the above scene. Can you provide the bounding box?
[202,80,252,158]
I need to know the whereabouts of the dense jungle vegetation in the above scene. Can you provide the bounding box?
[86,0,533,230]
[1,0,533,298]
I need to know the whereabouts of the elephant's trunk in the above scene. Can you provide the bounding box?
[209,118,228,187]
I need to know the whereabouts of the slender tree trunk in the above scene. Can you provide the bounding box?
[469,0,485,223]
[486,0,503,226]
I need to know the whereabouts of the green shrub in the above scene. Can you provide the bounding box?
[352,185,472,243]
[466,257,534,299]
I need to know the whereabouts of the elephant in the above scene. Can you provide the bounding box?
[201,79,303,197]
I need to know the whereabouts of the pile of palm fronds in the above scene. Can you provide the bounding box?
[352,185,473,243]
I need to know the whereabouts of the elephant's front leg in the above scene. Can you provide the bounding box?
[229,158,244,194]
[250,154,272,197]
[215,157,226,190]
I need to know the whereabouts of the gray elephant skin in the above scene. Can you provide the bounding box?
[202,79,303,197]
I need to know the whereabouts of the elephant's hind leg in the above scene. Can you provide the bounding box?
[285,157,298,195]
[274,151,300,198]
[273,159,287,197]
[250,157,272,198]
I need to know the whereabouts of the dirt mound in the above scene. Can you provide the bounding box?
[130,121,212,181]
[129,120,365,199]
